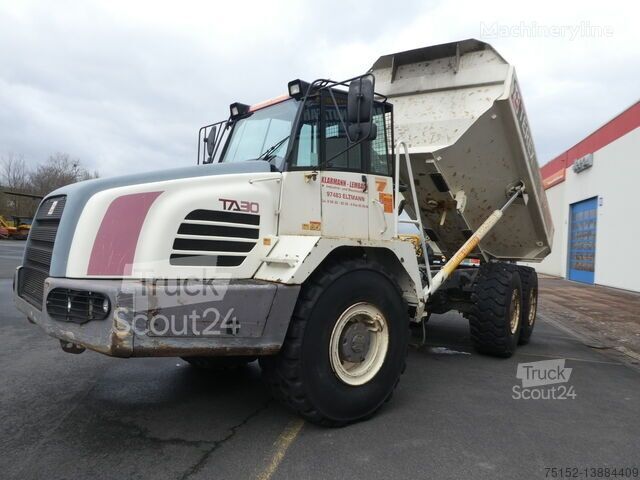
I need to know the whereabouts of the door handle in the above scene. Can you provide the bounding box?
[372,199,388,234]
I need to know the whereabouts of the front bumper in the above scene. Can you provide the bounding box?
[13,268,299,358]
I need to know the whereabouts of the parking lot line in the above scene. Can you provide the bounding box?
[256,418,304,480]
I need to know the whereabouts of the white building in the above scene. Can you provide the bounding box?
[531,101,640,292]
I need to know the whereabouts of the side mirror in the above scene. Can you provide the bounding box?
[347,75,377,142]
[205,126,217,163]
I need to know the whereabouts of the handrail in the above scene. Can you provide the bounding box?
[394,141,432,287]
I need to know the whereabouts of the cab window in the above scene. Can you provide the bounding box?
[324,99,363,172]
[370,105,392,176]
[290,98,320,168]
[288,92,393,176]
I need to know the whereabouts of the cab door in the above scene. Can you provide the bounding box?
[279,98,322,236]
[283,93,393,242]
[320,95,368,239]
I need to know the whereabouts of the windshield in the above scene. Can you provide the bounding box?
[222,99,299,163]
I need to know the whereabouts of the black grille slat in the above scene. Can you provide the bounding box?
[19,267,49,307]
[177,223,260,239]
[29,225,59,242]
[35,196,67,220]
[185,209,260,226]
[170,254,246,267]
[18,195,66,309]
[172,238,256,253]
[24,245,52,267]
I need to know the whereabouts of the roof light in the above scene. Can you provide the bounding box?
[287,79,310,100]
[229,102,250,119]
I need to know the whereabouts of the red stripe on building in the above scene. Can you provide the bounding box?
[541,101,640,189]
[87,191,163,276]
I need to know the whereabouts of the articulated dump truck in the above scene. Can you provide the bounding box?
[14,39,552,426]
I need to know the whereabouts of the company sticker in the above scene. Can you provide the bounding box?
[379,192,393,213]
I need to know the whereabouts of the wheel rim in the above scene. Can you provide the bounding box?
[329,302,389,386]
[509,289,521,335]
[527,288,537,326]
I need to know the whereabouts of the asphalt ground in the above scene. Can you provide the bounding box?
[1,240,639,480]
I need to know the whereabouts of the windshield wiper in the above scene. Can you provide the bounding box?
[257,135,290,160]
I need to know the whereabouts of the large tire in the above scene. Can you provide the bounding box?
[517,266,538,345]
[468,263,523,357]
[260,257,409,427]
[181,356,255,370]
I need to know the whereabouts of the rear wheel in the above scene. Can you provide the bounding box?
[468,263,523,357]
[517,266,538,345]
[260,257,409,427]
[181,356,255,370]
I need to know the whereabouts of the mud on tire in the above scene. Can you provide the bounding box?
[468,262,523,358]
[260,256,409,427]
[517,266,538,345]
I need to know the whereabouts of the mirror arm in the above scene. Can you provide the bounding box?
[325,87,355,143]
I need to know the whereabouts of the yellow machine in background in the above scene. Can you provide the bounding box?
[0,216,31,240]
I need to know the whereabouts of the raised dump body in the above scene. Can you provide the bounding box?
[371,39,553,261]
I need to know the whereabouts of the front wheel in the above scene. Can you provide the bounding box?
[260,257,409,427]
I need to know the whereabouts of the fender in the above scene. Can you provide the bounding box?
[254,235,422,306]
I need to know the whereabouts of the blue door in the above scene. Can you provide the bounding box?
[568,197,598,284]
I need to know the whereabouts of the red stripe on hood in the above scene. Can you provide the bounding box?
[87,191,162,276]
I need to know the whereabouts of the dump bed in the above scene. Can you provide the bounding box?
[371,39,553,261]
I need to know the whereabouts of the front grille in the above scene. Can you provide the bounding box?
[18,196,66,309]
[46,288,110,324]
[170,209,259,267]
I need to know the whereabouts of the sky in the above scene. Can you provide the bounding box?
[0,0,637,177]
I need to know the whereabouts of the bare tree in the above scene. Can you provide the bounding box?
[1,153,30,190]
[29,153,98,197]
[1,153,35,217]
[1,152,99,218]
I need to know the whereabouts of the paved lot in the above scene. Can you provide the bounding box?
[1,241,639,480]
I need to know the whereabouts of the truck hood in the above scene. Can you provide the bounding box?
[46,161,274,277]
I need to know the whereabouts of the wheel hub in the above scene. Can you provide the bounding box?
[509,289,521,335]
[329,303,389,386]
[528,289,537,326]
[340,322,372,362]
